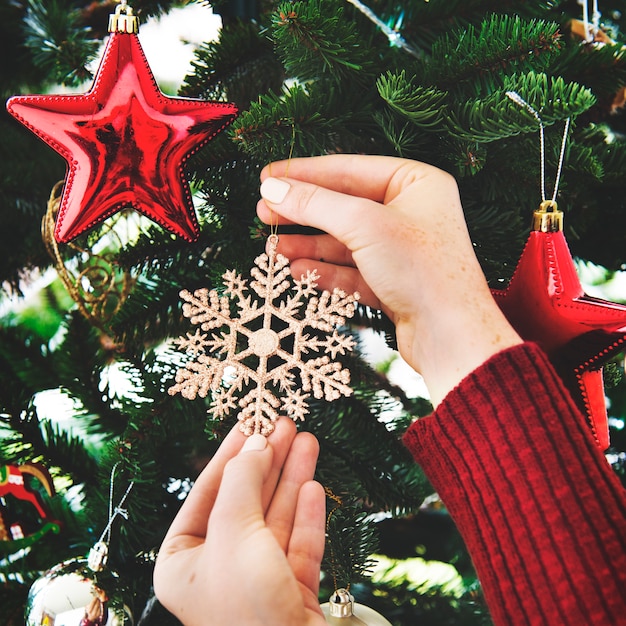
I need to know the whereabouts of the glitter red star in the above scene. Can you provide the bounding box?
[492,222,626,451]
[7,32,237,243]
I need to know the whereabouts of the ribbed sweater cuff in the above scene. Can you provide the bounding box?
[403,342,626,626]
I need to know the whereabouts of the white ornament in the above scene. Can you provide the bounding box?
[168,235,359,436]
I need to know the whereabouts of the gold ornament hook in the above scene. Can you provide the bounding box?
[42,182,137,329]
[108,0,139,34]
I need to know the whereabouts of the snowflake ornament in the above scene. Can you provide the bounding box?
[168,235,360,436]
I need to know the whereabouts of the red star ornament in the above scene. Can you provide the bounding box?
[492,202,626,451]
[6,15,237,243]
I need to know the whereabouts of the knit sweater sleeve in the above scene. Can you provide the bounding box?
[402,342,626,626]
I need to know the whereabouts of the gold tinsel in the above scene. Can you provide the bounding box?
[42,182,136,329]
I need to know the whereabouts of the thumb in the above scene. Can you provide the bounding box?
[209,434,273,535]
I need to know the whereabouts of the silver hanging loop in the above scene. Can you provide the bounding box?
[506,91,571,232]
[87,463,134,572]
[344,0,419,57]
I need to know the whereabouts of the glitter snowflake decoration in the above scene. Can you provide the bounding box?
[168,235,360,436]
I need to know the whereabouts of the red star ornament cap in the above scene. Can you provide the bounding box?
[492,201,626,451]
[6,3,237,243]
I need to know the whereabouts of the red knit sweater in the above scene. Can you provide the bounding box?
[402,343,626,626]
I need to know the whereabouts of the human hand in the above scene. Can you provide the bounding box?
[153,418,327,626]
[257,154,521,405]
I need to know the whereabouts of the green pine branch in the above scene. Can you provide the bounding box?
[597,139,626,184]
[22,0,100,86]
[377,70,448,129]
[180,20,284,106]
[271,0,377,83]
[232,84,344,159]
[553,39,626,104]
[446,72,596,142]
[427,14,563,96]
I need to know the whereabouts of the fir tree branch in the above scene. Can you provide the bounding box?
[377,70,448,129]
[271,0,377,83]
[231,84,345,158]
[180,20,284,107]
[552,40,626,104]
[427,14,563,96]
[446,72,596,142]
[22,0,99,86]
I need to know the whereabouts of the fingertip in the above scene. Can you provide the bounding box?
[240,433,268,453]
[260,177,291,205]
[296,430,320,458]
[296,481,327,532]
[269,414,297,436]
[303,478,325,505]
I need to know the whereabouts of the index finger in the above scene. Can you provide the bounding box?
[162,418,297,542]
[261,154,430,203]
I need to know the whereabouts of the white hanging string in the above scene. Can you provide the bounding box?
[577,0,601,41]
[505,91,571,203]
[578,0,591,40]
[345,0,420,58]
[98,462,134,545]
[592,0,601,36]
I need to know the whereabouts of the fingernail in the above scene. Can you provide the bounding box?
[260,177,290,204]
[241,433,268,452]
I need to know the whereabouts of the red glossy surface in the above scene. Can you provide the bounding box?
[493,230,626,450]
[7,32,237,242]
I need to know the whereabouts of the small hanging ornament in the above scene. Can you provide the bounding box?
[569,18,614,44]
[321,588,392,625]
[6,0,237,243]
[492,94,626,451]
[0,463,60,553]
[320,490,392,625]
[25,465,134,625]
[25,558,133,626]
[168,234,359,436]
[572,0,604,43]
[569,1,626,112]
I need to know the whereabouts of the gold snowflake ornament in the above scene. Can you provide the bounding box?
[168,235,360,436]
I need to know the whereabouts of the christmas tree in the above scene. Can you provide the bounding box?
[1,0,625,624]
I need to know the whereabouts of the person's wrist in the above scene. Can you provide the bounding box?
[401,294,522,406]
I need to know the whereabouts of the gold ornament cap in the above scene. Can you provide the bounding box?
[532,199,563,233]
[328,589,354,617]
[109,1,139,34]
[320,589,393,625]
